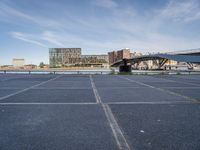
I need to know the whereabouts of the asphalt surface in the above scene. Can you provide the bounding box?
[110,104,200,150]
[0,74,200,150]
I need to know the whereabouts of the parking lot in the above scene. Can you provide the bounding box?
[0,74,200,150]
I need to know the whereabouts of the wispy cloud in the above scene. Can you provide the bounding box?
[93,0,118,8]
[10,32,47,47]
[159,0,200,22]
[1,0,200,53]
[0,2,34,20]
[0,1,62,28]
[42,31,65,47]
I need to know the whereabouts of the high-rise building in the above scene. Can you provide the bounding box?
[49,48,81,67]
[12,58,25,67]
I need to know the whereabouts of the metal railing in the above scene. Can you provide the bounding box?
[0,69,112,75]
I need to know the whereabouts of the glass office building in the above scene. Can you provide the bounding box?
[49,48,81,67]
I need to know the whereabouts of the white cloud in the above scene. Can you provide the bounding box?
[3,0,200,53]
[42,31,65,47]
[0,2,34,20]
[10,32,47,47]
[0,1,62,28]
[159,0,200,22]
[93,0,118,8]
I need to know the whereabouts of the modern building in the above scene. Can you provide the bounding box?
[49,48,81,67]
[12,58,25,67]
[49,48,108,68]
[81,55,108,64]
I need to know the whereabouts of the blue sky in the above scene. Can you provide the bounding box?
[0,0,200,65]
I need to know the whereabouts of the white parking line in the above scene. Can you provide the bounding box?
[166,75,200,83]
[96,87,148,89]
[90,75,100,103]
[0,76,62,101]
[102,104,131,150]
[106,101,193,105]
[153,76,200,87]
[0,88,23,90]
[0,102,97,105]
[90,75,131,150]
[118,76,199,103]
[0,101,193,105]
[163,87,200,89]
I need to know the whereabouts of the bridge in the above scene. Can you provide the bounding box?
[111,49,200,72]
[167,48,200,55]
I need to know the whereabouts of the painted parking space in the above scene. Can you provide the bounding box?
[0,105,118,150]
[37,81,92,89]
[164,88,200,101]
[110,104,200,150]
[97,87,188,103]
[0,89,96,103]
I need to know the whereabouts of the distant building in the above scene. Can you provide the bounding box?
[49,48,81,67]
[108,51,117,65]
[12,58,25,67]
[49,48,108,68]
[1,65,14,69]
[108,48,131,64]
[81,55,108,64]
[130,52,143,58]
[24,64,37,70]
[117,48,131,60]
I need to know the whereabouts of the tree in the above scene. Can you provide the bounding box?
[39,62,45,68]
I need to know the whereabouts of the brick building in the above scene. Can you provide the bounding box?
[108,48,131,64]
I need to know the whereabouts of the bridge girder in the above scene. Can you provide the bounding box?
[111,54,200,72]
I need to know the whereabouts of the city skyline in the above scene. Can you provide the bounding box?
[1,0,200,65]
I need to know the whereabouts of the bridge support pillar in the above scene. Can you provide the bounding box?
[119,59,132,73]
[119,65,132,73]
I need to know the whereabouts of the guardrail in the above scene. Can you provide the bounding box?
[130,70,200,75]
[0,69,200,75]
[0,70,112,75]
